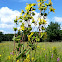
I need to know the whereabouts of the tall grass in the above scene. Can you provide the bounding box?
[0,41,62,62]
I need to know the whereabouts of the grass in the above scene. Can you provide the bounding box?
[0,41,62,62]
[0,41,17,62]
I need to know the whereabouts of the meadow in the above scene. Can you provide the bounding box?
[0,41,62,62]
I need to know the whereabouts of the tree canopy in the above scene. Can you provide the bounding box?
[46,22,62,42]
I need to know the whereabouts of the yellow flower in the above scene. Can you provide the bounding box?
[27,54,30,58]
[50,51,51,53]
[28,32,34,41]
[31,57,34,60]
[49,7,55,13]
[23,13,27,18]
[31,32,34,35]
[49,0,52,5]
[25,4,31,11]
[37,0,41,2]
[52,47,56,50]
[31,3,36,6]
[37,0,46,2]
[44,49,45,50]
[14,55,16,57]
[37,46,40,48]
[28,35,30,41]
[21,10,24,13]
[32,19,35,23]
[28,38,30,41]
[20,13,22,15]
[17,60,19,62]
[38,18,46,24]
[38,2,42,6]
[25,3,36,11]
[31,4,34,7]
[20,26,25,30]
[41,19,46,24]
[42,4,45,7]
[23,58,30,62]
[0,55,1,57]
[8,56,10,60]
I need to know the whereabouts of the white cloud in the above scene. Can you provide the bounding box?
[0,7,20,24]
[60,26,62,30]
[0,24,14,28]
[45,18,50,27]
[0,7,20,33]
[54,17,62,22]
[0,30,14,34]
[54,16,62,30]
[0,30,4,32]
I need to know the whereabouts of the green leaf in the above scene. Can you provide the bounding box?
[14,19,17,23]
[32,19,35,23]
[32,45,36,50]
[20,16,23,19]
[25,49,30,56]
[15,39,20,42]
[32,8,36,11]
[12,36,15,41]
[41,32,45,38]
[24,17,28,21]
[13,28,17,31]
[19,20,22,22]
[41,13,43,16]
[16,49,27,60]
[44,13,47,16]
[33,36,35,40]
[18,43,23,47]
[41,26,45,30]
[32,12,35,16]
[36,37,40,42]
[16,47,19,51]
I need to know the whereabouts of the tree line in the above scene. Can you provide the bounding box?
[0,22,62,42]
[0,33,14,42]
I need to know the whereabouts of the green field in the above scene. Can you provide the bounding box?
[0,41,62,62]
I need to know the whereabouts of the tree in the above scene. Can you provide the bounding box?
[60,30,62,40]
[3,34,14,41]
[0,32,3,42]
[0,32,14,42]
[46,22,61,42]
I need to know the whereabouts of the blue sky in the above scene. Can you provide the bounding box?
[0,0,62,34]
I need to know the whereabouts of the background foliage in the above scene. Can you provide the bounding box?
[0,21,62,42]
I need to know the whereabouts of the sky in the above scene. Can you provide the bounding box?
[0,0,62,34]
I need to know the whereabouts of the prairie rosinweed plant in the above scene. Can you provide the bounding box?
[12,0,55,62]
